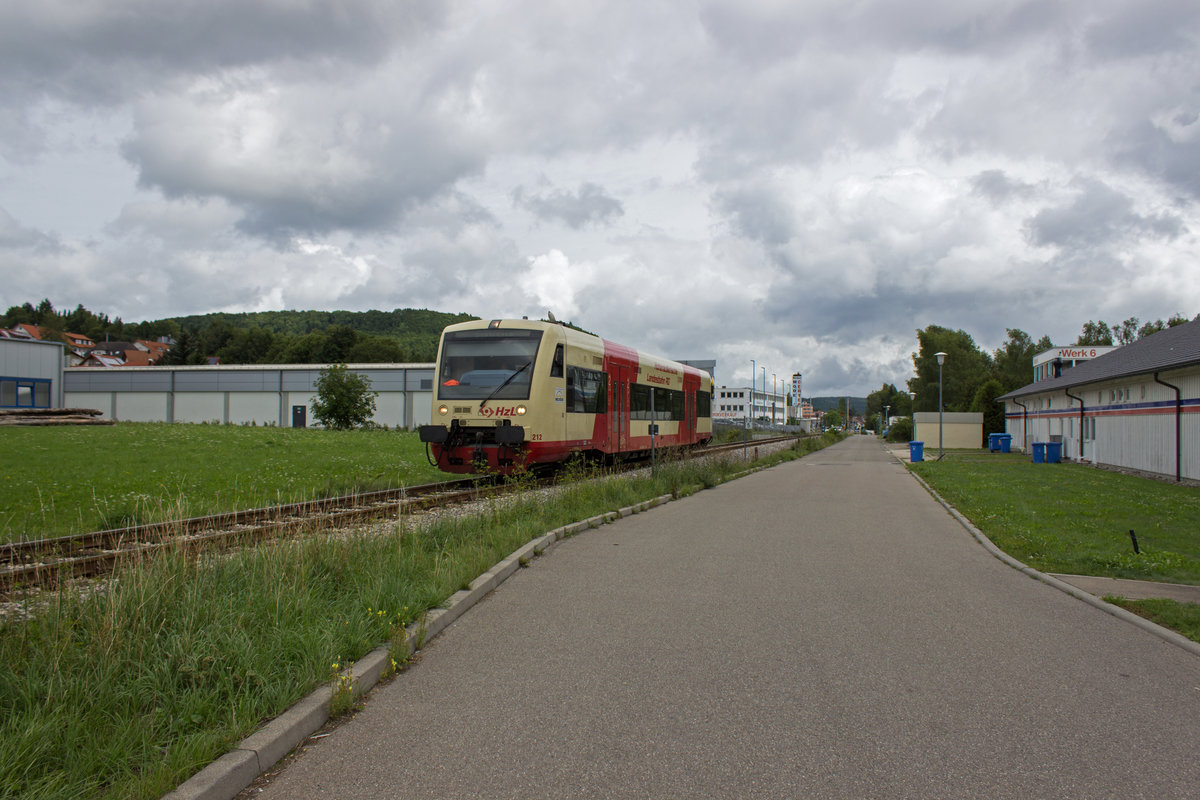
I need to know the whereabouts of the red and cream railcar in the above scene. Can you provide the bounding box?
[418,319,713,473]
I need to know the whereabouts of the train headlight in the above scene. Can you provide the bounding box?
[516,405,527,416]
[438,405,449,416]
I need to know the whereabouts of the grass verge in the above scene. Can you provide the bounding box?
[0,424,447,543]
[1104,597,1200,643]
[910,451,1200,643]
[0,433,840,800]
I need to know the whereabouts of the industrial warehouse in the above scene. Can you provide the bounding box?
[999,319,1200,482]
[0,338,434,430]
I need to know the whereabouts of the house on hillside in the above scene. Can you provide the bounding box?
[998,320,1200,482]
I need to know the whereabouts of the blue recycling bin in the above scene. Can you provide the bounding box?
[909,441,924,462]
[1032,442,1046,463]
[988,433,1001,452]
[1045,441,1062,463]
[998,434,1012,453]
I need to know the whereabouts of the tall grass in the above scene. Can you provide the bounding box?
[0,437,843,800]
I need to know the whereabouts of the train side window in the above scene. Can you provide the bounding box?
[697,391,711,417]
[550,344,564,378]
[567,366,607,413]
[630,384,652,419]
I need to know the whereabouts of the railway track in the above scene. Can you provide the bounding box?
[1,435,801,594]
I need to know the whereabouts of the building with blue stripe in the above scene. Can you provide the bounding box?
[998,320,1200,482]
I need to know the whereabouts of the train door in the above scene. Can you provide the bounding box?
[684,390,696,443]
[611,365,631,453]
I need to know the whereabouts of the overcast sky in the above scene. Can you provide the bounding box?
[3,1,1199,394]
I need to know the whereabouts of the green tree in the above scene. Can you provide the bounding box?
[823,409,844,429]
[311,364,378,430]
[970,378,1007,441]
[1114,317,1140,346]
[992,328,1051,393]
[908,326,992,413]
[866,383,911,421]
[1076,320,1113,345]
[346,335,405,363]
[219,328,276,364]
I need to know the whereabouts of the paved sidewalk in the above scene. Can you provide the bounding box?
[251,436,1200,799]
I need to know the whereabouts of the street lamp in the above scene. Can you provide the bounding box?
[761,366,767,425]
[750,359,755,430]
[909,391,916,440]
[772,372,777,426]
[884,404,890,437]
[935,352,947,460]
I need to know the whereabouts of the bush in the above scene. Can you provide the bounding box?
[886,417,913,442]
[311,363,378,430]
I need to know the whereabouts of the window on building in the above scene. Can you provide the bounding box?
[0,377,52,409]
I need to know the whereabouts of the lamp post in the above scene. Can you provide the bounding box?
[884,404,890,437]
[909,391,916,440]
[935,352,947,460]
[761,366,767,426]
[772,372,777,426]
[750,359,755,430]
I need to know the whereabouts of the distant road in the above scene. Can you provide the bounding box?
[257,435,1200,799]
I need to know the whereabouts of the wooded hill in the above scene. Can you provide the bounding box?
[2,300,477,365]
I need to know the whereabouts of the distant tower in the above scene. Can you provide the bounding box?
[791,372,802,405]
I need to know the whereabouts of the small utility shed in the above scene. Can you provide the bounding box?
[913,412,984,449]
[998,319,1200,482]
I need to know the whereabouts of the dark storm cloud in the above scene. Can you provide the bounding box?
[512,183,624,229]
[1025,178,1185,248]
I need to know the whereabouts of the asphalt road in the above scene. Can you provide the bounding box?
[255,435,1200,799]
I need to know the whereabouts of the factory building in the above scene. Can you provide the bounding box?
[999,320,1200,481]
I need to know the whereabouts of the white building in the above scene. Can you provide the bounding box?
[63,363,434,429]
[713,385,786,426]
[1032,345,1118,383]
[999,320,1200,481]
[1,338,66,410]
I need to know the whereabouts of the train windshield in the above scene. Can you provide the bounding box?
[438,328,543,400]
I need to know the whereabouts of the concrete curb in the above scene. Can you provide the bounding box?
[162,493,676,800]
[904,468,1200,660]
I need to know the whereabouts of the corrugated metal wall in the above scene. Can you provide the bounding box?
[63,364,435,429]
[1005,367,1199,480]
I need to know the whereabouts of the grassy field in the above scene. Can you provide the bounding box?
[0,423,447,542]
[0,434,842,800]
[909,451,1200,584]
[910,450,1200,646]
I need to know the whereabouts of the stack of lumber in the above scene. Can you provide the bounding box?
[0,408,114,426]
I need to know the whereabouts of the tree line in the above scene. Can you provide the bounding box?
[864,312,1196,440]
[2,300,475,365]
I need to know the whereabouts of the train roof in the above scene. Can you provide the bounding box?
[441,318,711,381]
